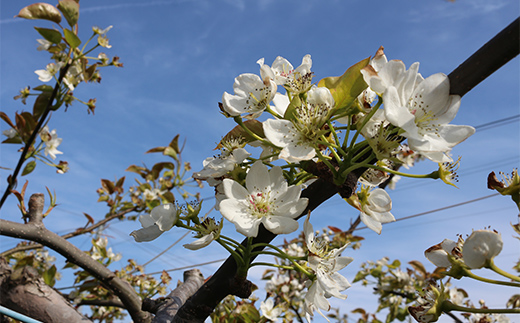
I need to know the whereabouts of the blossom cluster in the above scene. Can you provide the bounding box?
[130,49,478,320]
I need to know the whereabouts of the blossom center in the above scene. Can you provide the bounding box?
[248,192,273,218]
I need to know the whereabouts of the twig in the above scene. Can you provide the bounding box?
[0,63,71,209]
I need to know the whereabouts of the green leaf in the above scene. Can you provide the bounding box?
[16,3,62,24]
[217,120,265,149]
[42,265,57,287]
[318,57,370,111]
[63,28,81,48]
[34,27,62,44]
[33,85,54,92]
[57,0,79,27]
[283,95,302,122]
[22,160,37,176]
[33,92,53,120]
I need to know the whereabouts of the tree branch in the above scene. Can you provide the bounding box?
[0,257,93,322]
[0,194,151,323]
[448,17,519,97]
[142,269,204,323]
[0,206,137,257]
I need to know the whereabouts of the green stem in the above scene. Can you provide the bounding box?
[443,300,520,315]
[265,106,283,119]
[347,99,382,154]
[319,135,342,163]
[249,262,295,271]
[367,164,435,180]
[463,268,520,288]
[216,238,245,268]
[251,242,313,278]
[233,116,278,149]
[488,258,520,283]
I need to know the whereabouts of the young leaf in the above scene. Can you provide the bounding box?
[63,28,81,48]
[57,0,79,27]
[216,120,265,149]
[22,160,37,176]
[34,27,62,44]
[16,3,62,24]
[318,57,370,110]
[42,265,57,287]
[33,92,53,120]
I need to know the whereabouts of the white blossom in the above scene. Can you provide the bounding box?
[130,204,180,242]
[219,161,308,237]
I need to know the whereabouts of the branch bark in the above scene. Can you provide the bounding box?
[0,194,151,323]
[142,269,204,323]
[0,257,92,322]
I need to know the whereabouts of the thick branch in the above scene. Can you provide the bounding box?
[448,17,519,97]
[143,269,204,323]
[0,195,151,323]
[0,257,92,322]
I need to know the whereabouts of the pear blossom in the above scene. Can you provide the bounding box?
[36,39,52,51]
[222,73,277,119]
[304,215,352,299]
[385,73,475,162]
[257,55,313,94]
[462,229,503,269]
[270,92,290,117]
[408,284,446,323]
[424,238,462,268]
[2,128,18,139]
[359,187,395,234]
[193,147,251,186]
[263,87,334,162]
[183,218,222,250]
[35,62,63,82]
[260,298,282,322]
[219,161,308,237]
[143,188,167,200]
[130,203,180,242]
[40,126,63,160]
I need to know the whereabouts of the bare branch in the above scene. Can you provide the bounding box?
[0,194,151,323]
[0,257,92,322]
[143,269,204,323]
[0,206,137,257]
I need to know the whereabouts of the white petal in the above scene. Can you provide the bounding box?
[222,178,249,200]
[246,161,270,194]
[263,216,299,235]
[271,92,290,116]
[462,230,503,269]
[130,225,164,242]
[360,212,383,234]
[183,233,215,250]
[263,119,294,148]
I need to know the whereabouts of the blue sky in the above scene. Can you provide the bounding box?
[1,0,519,322]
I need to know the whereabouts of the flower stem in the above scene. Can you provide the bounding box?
[463,267,520,288]
[443,300,520,315]
[233,116,278,149]
[488,258,520,283]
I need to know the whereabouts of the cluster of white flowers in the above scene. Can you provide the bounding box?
[425,229,503,270]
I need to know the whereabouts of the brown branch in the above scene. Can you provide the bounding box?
[448,17,519,97]
[0,257,93,322]
[0,206,137,257]
[0,194,151,323]
[142,269,204,323]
